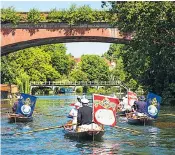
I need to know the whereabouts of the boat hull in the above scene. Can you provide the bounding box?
[8,114,33,123]
[127,118,154,125]
[64,129,104,140]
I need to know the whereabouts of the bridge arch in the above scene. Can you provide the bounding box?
[1,22,132,56]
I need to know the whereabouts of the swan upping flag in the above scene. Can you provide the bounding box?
[16,93,37,117]
[146,92,161,119]
[128,91,138,106]
[93,94,119,126]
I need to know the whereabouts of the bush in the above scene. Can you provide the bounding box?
[27,8,45,24]
[76,87,83,93]
[1,7,21,24]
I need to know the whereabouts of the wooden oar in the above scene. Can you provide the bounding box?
[14,123,76,136]
[113,126,141,134]
[15,125,64,135]
[161,114,175,117]
[33,112,65,118]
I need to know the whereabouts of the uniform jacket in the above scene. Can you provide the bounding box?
[77,105,92,125]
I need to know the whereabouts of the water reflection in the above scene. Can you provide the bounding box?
[147,127,160,147]
[76,140,120,155]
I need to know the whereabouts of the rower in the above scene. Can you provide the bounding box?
[77,98,92,126]
[132,96,147,117]
[12,93,20,113]
[68,102,81,131]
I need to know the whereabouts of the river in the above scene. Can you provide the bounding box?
[1,95,175,155]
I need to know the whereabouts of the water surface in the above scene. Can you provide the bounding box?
[1,95,175,155]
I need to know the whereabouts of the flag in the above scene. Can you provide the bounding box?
[93,94,119,126]
[127,91,138,106]
[16,93,37,117]
[146,92,161,119]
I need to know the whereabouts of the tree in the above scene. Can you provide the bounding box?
[1,46,61,93]
[41,44,75,76]
[105,1,175,103]
[69,69,88,81]
[80,55,110,81]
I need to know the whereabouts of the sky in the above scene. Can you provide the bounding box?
[1,1,111,58]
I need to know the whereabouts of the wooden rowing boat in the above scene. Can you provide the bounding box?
[63,121,104,140]
[64,129,104,140]
[8,113,33,123]
[127,117,154,125]
[117,110,126,116]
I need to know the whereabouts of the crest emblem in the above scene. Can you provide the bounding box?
[21,105,31,115]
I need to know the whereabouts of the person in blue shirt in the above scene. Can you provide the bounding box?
[132,96,147,117]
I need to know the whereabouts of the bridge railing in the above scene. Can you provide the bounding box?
[30,81,123,86]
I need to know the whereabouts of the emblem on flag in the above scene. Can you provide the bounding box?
[146,92,161,119]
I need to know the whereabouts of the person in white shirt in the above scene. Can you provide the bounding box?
[68,102,81,130]
[120,95,132,112]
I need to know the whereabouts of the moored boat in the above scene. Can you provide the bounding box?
[8,113,33,123]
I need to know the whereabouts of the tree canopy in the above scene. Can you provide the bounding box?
[104,1,175,103]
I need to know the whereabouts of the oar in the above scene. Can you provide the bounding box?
[113,126,141,134]
[15,125,64,135]
[33,112,65,118]
[14,123,76,136]
[161,114,175,117]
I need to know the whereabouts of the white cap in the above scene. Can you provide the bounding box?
[74,102,81,107]
[77,96,81,99]
[81,98,89,104]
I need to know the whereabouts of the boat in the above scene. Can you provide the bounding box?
[8,113,33,123]
[117,110,126,116]
[127,116,154,125]
[63,94,119,141]
[63,121,104,140]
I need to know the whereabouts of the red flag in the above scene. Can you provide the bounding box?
[128,91,138,106]
[93,94,119,126]
[70,103,75,106]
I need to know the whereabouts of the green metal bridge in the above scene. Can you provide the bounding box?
[30,81,128,89]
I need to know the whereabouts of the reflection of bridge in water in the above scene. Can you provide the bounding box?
[30,81,128,93]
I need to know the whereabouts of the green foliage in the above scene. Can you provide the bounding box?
[162,83,175,105]
[76,87,83,93]
[27,8,45,24]
[80,55,110,81]
[2,5,112,24]
[42,44,75,75]
[1,45,68,93]
[1,7,21,24]
[47,8,66,22]
[69,69,88,81]
[106,1,175,103]
[76,5,94,23]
